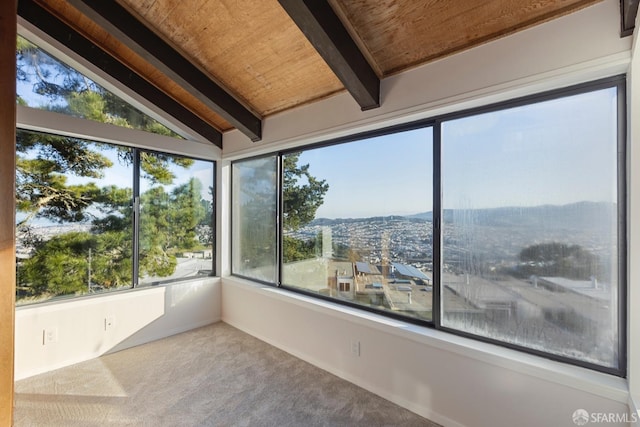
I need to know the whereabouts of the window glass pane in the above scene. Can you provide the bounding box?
[282,128,433,321]
[441,87,619,368]
[16,129,133,305]
[138,152,214,285]
[232,156,278,283]
[16,35,181,138]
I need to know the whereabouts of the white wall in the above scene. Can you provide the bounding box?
[15,278,220,380]
[221,1,639,426]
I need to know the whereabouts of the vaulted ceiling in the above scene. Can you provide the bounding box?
[17,0,639,148]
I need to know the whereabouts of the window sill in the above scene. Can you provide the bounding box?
[224,275,629,404]
[16,275,220,311]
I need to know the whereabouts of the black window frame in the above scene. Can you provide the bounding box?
[230,75,627,377]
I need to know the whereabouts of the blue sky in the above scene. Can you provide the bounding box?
[300,87,618,218]
[300,128,433,219]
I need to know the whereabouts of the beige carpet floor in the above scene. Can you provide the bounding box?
[14,322,440,426]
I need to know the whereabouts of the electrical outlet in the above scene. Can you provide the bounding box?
[43,328,58,345]
[350,339,360,357]
[105,315,115,331]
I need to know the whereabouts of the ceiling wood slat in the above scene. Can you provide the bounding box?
[66,0,263,141]
[621,0,640,36]
[278,0,380,111]
[332,0,603,77]
[18,0,223,148]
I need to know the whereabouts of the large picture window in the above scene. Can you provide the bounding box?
[230,77,625,375]
[15,34,216,306]
[15,130,215,305]
[281,129,433,321]
[441,86,621,370]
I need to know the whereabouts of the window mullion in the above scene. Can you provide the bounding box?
[132,149,141,288]
[433,121,443,328]
[277,153,284,287]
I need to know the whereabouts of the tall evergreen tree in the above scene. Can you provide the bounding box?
[282,153,329,263]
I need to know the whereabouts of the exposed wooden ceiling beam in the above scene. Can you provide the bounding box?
[18,0,223,148]
[621,0,640,36]
[65,0,262,142]
[278,0,380,111]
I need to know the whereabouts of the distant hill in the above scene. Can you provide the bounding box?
[405,212,433,221]
[311,215,409,226]
[313,201,616,231]
[442,201,616,231]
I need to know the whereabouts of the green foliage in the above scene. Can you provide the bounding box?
[332,242,351,260]
[18,231,132,297]
[140,152,194,185]
[18,171,210,295]
[139,178,207,277]
[16,163,211,299]
[94,231,133,288]
[139,246,177,278]
[281,153,329,264]
[167,179,206,248]
[17,131,112,178]
[283,234,320,263]
[67,91,107,122]
[16,124,116,229]
[197,186,215,246]
[16,134,111,226]
[142,153,176,184]
[16,35,180,137]
[283,153,329,231]
[517,242,600,280]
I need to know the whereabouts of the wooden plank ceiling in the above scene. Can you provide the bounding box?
[25,0,624,146]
